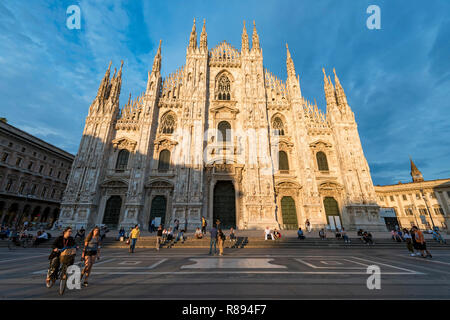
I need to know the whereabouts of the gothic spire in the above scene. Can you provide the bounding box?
[188,18,197,50]
[152,40,162,73]
[241,20,249,53]
[104,60,112,82]
[251,20,260,51]
[410,157,424,182]
[96,61,112,101]
[323,68,337,110]
[286,43,296,78]
[333,68,348,106]
[110,60,123,104]
[200,19,207,51]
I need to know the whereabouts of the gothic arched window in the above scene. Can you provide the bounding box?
[279,151,289,171]
[272,117,285,136]
[158,149,171,171]
[116,149,129,170]
[316,151,329,171]
[218,121,231,142]
[217,74,231,100]
[160,112,176,134]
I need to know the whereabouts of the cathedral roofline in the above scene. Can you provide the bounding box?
[374,178,450,189]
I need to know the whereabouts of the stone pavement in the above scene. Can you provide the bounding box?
[1,247,450,299]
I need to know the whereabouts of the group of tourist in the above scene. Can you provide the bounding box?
[0,223,52,247]
[392,227,446,245]
[36,218,441,293]
[44,225,103,288]
[402,226,433,258]
[208,219,230,256]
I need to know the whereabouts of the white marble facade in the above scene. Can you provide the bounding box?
[59,20,386,232]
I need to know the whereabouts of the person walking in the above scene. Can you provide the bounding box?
[209,225,218,255]
[341,227,350,243]
[217,228,225,256]
[156,225,163,251]
[403,229,415,256]
[150,218,155,233]
[174,219,179,232]
[305,219,311,233]
[81,226,101,287]
[410,227,421,256]
[129,225,140,253]
[201,216,207,234]
[413,226,432,258]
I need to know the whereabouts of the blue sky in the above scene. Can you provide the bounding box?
[0,0,449,185]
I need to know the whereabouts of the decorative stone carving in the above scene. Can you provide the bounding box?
[112,137,137,152]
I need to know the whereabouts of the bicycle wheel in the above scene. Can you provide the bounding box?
[46,275,56,288]
[58,278,66,295]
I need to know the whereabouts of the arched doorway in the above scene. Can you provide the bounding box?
[31,206,41,223]
[0,202,5,225]
[102,196,122,228]
[213,181,236,229]
[50,208,59,227]
[323,197,341,230]
[281,196,298,230]
[41,207,51,222]
[6,203,19,225]
[149,196,167,230]
[21,205,31,224]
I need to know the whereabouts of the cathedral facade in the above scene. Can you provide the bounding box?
[59,20,386,231]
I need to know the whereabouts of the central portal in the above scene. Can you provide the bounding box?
[213,181,236,229]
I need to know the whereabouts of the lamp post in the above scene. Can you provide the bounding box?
[411,204,420,228]
[420,189,436,230]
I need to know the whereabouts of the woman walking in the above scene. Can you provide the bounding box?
[81,226,101,287]
[156,225,163,251]
[403,228,415,256]
[217,228,225,256]
[413,226,432,258]
[129,225,140,253]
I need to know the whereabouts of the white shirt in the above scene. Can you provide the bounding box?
[264,228,271,235]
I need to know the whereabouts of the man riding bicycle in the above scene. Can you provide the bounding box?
[46,226,77,288]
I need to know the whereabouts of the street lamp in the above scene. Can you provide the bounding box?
[420,189,436,230]
[410,204,420,228]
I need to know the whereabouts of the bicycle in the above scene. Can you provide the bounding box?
[46,246,77,295]
[8,235,33,250]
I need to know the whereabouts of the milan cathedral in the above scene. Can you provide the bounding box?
[59,19,386,231]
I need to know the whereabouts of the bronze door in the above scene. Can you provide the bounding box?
[213,181,236,229]
[281,196,298,230]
